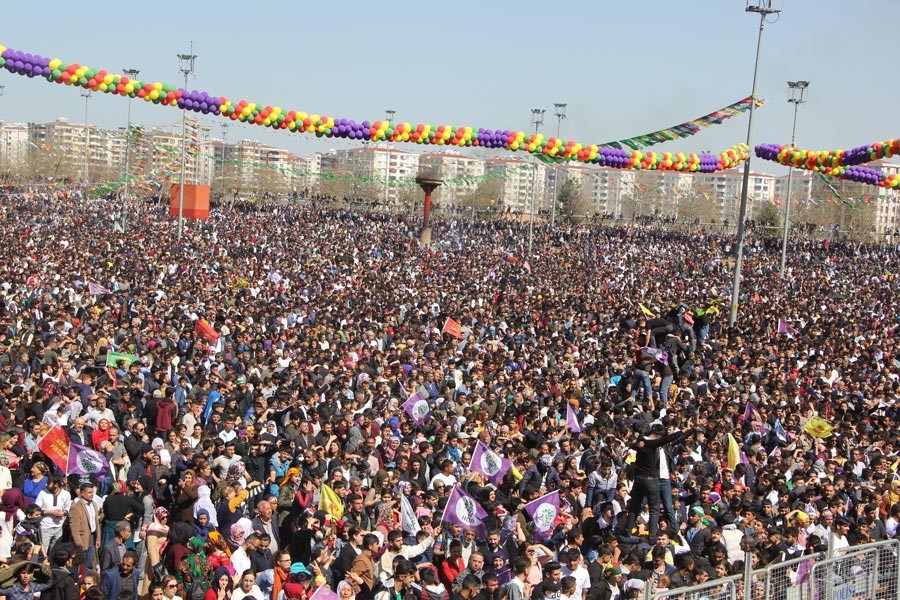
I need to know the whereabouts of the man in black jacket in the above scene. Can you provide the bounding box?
[42,544,77,600]
[623,422,693,542]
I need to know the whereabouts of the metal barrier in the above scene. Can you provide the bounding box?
[832,539,900,600]
[754,552,824,600]
[643,574,741,600]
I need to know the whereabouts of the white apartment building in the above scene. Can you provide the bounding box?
[484,158,548,214]
[0,121,29,168]
[773,172,813,205]
[335,146,419,204]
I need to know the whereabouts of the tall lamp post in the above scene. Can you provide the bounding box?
[121,67,139,231]
[778,80,809,279]
[729,0,781,326]
[219,121,230,202]
[81,90,91,184]
[552,103,567,227]
[529,108,545,254]
[384,109,395,206]
[177,44,197,240]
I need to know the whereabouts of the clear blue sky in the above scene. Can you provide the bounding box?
[0,0,895,173]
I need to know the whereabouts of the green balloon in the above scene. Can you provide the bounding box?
[51,69,61,79]
[78,77,88,86]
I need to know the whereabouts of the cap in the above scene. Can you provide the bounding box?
[691,506,706,517]
[290,562,312,576]
[605,564,623,577]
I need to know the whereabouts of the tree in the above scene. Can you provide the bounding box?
[756,202,781,234]
[557,176,586,222]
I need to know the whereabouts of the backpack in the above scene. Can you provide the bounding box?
[188,580,209,600]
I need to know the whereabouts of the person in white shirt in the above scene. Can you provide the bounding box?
[35,474,71,552]
[560,549,591,600]
[230,533,259,585]
[231,569,264,600]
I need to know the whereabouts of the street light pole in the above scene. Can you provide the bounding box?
[529,108,545,254]
[552,103,566,227]
[177,43,197,240]
[219,121,230,203]
[778,80,809,279]
[384,109,395,206]
[81,90,91,184]
[122,68,140,232]
[729,0,781,326]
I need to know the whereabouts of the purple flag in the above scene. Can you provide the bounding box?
[66,443,110,476]
[402,387,431,425]
[777,319,798,336]
[440,486,488,537]
[740,401,753,422]
[566,403,583,434]
[469,440,511,485]
[524,491,560,541]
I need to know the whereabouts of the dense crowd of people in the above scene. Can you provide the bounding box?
[0,189,896,600]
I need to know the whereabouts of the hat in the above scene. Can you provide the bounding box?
[605,564,623,577]
[691,506,706,517]
[457,432,470,440]
[540,454,554,467]
[290,562,312,577]
[794,511,811,523]
[236,376,246,384]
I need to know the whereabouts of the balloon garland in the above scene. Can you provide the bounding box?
[0,43,748,173]
[755,143,900,189]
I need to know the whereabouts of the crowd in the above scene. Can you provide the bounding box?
[0,188,896,600]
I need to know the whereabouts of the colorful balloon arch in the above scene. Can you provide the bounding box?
[755,141,900,189]
[0,43,748,173]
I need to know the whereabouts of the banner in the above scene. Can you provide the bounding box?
[195,319,220,344]
[319,484,344,520]
[726,433,742,470]
[469,440,511,485]
[601,96,764,151]
[774,419,789,443]
[88,281,111,296]
[638,303,656,318]
[442,318,464,339]
[309,586,340,600]
[640,346,669,366]
[777,319,798,336]
[66,443,110,476]
[402,387,431,425]
[106,351,137,369]
[400,494,421,536]
[440,486,487,536]
[524,491,560,541]
[37,425,71,474]
[566,403,583,434]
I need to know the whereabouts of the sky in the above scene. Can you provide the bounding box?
[0,0,896,175]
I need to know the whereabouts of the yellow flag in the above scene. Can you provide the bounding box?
[319,483,344,519]
[803,416,834,439]
[727,433,741,470]
[638,303,656,318]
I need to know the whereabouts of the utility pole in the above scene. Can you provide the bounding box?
[177,43,197,240]
[81,90,91,184]
[729,0,781,326]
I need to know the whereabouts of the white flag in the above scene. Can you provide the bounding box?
[400,494,421,536]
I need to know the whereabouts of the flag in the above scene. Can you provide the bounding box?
[803,416,834,439]
[105,351,137,369]
[440,486,488,536]
[774,419,788,443]
[524,491,561,541]
[442,317,464,339]
[319,484,344,520]
[469,440,511,485]
[37,425,71,474]
[777,319,798,336]
[741,401,754,422]
[566,403,583,434]
[523,261,531,273]
[727,433,742,470]
[400,494,421,536]
[402,387,431,425]
[202,389,221,423]
[638,303,656,317]
[88,282,112,296]
[195,319,220,344]
[309,584,340,600]
[66,443,110,476]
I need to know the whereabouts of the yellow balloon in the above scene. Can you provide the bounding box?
[75,68,86,78]
[103,74,113,85]
[511,142,520,150]
[263,118,271,126]
[124,84,134,94]
[99,83,108,92]
[153,82,162,91]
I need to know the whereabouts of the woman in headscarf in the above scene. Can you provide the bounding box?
[490,550,512,587]
[227,522,246,553]
[204,566,233,600]
[0,488,29,560]
[91,418,111,452]
[337,579,357,600]
[206,531,233,572]
[177,536,211,599]
[0,434,18,491]
[173,468,199,524]
[217,479,249,534]
[142,506,169,596]
[192,509,215,541]
[22,462,48,503]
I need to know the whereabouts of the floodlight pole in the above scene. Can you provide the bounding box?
[552,103,567,227]
[729,0,781,326]
[778,80,809,279]
[529,108,545,254]
[122,68,140,231]
[177,43,197,240]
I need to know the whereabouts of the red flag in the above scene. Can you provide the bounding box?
[442,318,464,339]
[195,319,220,344]
[37,425,71,474]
